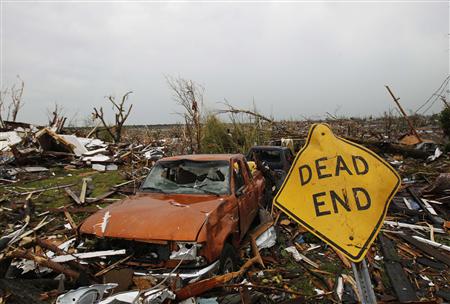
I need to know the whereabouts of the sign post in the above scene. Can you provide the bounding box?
[274,124,401,302]
[352,260,377,304]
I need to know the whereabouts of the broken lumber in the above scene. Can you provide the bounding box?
[65,188,81,205]
[175,256,259,300]
[407,187,444,225]
[51,249,126,263]
[8,249,79,280]
[398,234,450,266]
[411,235,450,252]
[379,234,417,302]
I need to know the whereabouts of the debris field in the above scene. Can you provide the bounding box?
[0,115,449,304]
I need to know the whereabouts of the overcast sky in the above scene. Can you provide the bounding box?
[0,1,448,125]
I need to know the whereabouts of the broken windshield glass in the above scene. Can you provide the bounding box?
[141,160,230,195]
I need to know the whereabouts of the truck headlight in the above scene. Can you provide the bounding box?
[170,242,202,261]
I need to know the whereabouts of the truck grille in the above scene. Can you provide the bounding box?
[92,237,170,265]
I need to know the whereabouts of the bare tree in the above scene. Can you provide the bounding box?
[46,102,67,132]
[217,99,274,123]
[166,76,203,153]
[9,77,25,122]
[0,88,7,128]
[92,91,133,143]
[216,100,273,151]
[0,76,25,126]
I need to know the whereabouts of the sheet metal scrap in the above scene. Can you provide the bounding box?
[56,283,117,304]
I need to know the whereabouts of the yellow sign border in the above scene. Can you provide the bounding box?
[273,123,401,262]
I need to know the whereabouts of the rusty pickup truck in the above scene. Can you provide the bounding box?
[78,154,265,283]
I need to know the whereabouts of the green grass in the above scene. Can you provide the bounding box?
[319,260,342,274]
[290,277,315,296]
[435,235,450,247]
[2,167,127,211]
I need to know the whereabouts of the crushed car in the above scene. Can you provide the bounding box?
[78,154,266,285]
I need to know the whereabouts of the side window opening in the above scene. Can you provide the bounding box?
[244,161,253,180]
[233,161,245,192]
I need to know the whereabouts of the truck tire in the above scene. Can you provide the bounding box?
[219,243,237,274]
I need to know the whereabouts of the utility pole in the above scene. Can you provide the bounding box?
[385,85,422,143]
[439,95,450,109]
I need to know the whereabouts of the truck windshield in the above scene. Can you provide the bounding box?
[141,160,230,195]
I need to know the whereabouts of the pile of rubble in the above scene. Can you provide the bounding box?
[0,120,170,181]
[0,166,448,303]
[0,117,449,304]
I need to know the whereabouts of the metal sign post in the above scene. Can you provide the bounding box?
[273,123,402,302]
[274,123,401,262]
[352,259,377,304]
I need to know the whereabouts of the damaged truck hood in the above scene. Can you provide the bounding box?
[79,193,226,241]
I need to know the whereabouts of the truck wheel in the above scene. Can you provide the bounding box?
[219,243,237,274]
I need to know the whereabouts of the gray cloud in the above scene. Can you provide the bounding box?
[1,1,448,125]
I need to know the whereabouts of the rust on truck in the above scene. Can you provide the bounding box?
[78,154,265,280]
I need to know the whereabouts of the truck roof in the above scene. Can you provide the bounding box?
[160,154,243,162]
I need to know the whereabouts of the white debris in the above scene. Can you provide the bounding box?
[0,131,23,151]
[101,211,111,234]
[336,276,344,300]
[383,221,445,233]
[92,163,118,171]
[412,236,450,252]
[8,166,49,175]
[51,249,126,263]
[314,288,325,295]
[306,244,321,252]
[83,147,108,156]
[78,137,107,149]
[56,283,117,304]
[427,147,443,162]
[403,197,413,210]
[144,147,164,161]
[99,291,139,304]
[83,154,111,163]
[284,246,319,268]
[420,274,435,287]
[421,198,438,216]
[256,226,277,249]
[16,238,76,275]
[59,134,88,156]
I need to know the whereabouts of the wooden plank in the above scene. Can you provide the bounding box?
[398,233,450,267]
[64,187,81,205]
[407,187,443,225]
[79,178,88,204]
[8,249,79,279]
[416,257,446,270]
[63,210,77,229]
[85,190,116,204]
[379,234,418,302]
[333,248,352,268]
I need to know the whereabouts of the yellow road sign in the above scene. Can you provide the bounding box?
[274,123,401,262]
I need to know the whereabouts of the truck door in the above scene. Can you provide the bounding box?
[233,159,258,238]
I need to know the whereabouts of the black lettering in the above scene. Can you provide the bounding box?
[353,187,371,210]
[313,192,331,217]
[335,155,353,176]
[299,164,312,186]
[315,157,332,179]
[330,189,351,213]
[352,155,369,175]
